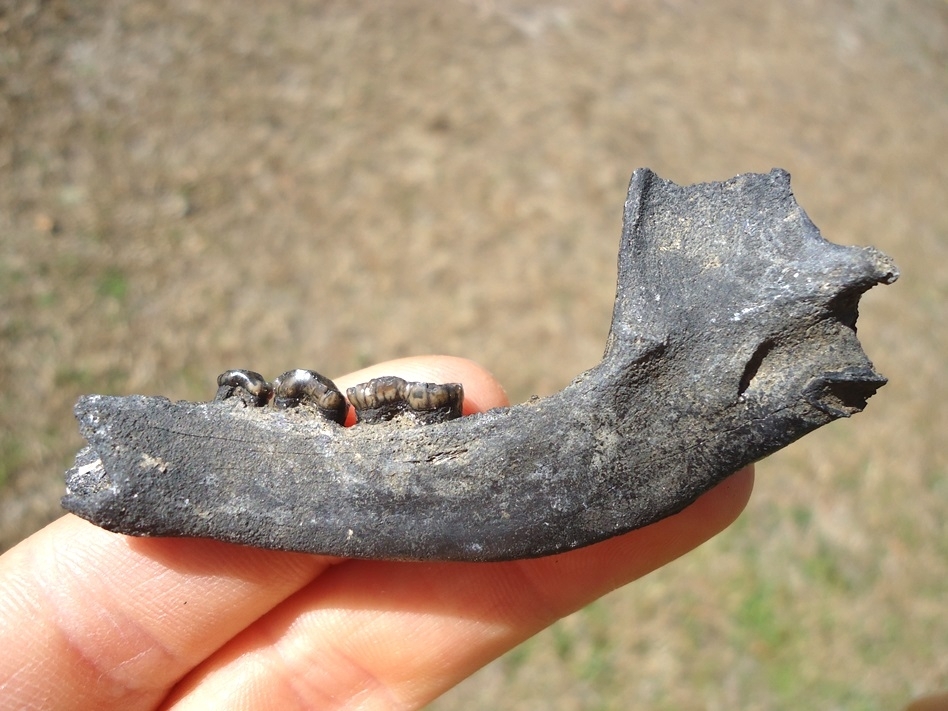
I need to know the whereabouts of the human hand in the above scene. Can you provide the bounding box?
[0,356,753,710]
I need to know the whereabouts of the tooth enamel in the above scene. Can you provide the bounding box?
[215,369,273,407]
[346,377,463,424]
[271,369,347,425]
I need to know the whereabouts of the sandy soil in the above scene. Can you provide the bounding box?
[1,1,946,708]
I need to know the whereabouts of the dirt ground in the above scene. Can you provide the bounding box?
[1,0,946,708]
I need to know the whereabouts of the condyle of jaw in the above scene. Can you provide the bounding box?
[61,168,899,562]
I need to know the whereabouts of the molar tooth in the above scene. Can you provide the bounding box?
[405,382,437,410]
[405,382,463,421]
[346,376,409,423]
[272,369,347,425]
[346,378,464,424]
[371,376,408,405]
[215,369,273,407]
[344,382,370,411]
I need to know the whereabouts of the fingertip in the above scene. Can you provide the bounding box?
[509,465,756,612]
[626,464,755,567]
[695,464,755,533]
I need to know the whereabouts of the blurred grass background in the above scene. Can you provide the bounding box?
[1,1,945,708]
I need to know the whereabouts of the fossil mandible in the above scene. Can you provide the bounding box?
[61,168,898,561]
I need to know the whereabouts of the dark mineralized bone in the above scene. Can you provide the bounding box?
[61,169,898,561]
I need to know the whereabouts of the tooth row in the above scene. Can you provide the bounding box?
[214,369,463,426]
[216,369,347,424]
[346,376,463,424]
